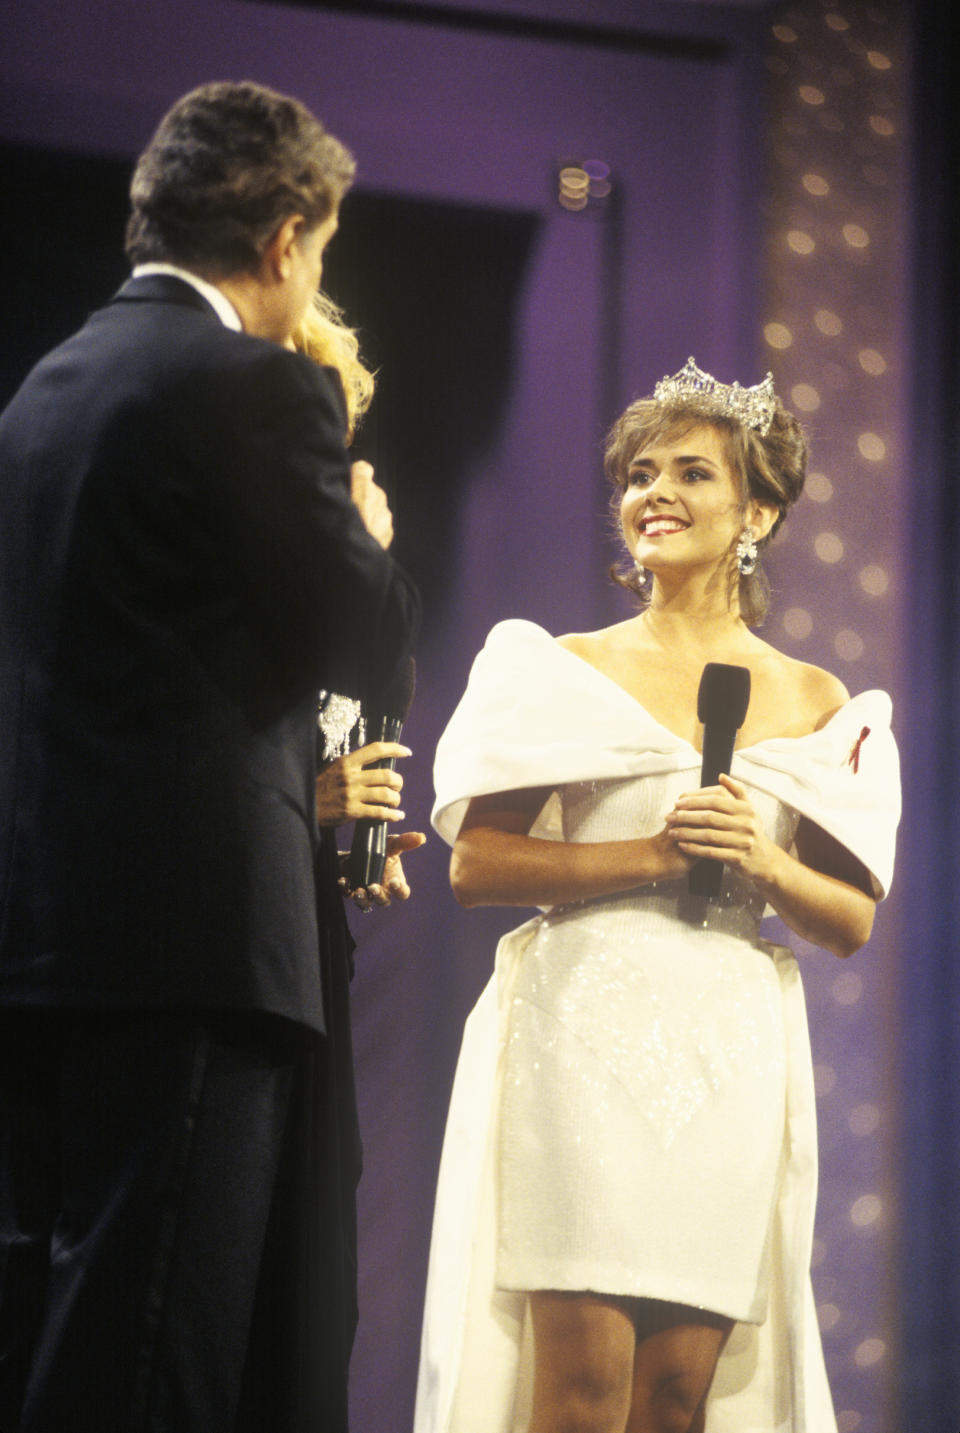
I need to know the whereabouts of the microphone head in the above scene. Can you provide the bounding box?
[375,656,417,723]
[696,662,751,729]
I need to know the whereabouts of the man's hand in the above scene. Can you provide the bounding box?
[350,461,393,549]
[339,830,427,912]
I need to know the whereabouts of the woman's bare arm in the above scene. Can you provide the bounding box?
[450,788,692,909]
[667,774,876,957]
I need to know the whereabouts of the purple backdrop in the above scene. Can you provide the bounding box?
[0,3,914,1430]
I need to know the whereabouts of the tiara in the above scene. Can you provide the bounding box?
[652,356,777,436]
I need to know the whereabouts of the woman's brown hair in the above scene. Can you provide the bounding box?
[604,395,808,625]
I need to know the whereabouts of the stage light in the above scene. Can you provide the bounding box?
[791,382,822,410]
[858,348,886,375]
[764,321,794,349]
[806,472,834,502]
[843,223,871,248]
[814,308,843,335]
[858,565,889,597]
[815,532,845,564]
[834,629,865,662]
[784,607,814,639]
[803,172,831,196]
[857,432,886,461]
[555,159,613,213]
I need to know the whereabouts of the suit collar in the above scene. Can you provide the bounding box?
[111,272,226,324]
[130,264,243,329]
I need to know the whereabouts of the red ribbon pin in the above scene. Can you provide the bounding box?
[848,726,870,774]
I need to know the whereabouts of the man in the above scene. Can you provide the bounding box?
[0,82,419,1431]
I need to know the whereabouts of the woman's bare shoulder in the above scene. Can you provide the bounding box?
[556,620,637,658]
[759,642,851,727]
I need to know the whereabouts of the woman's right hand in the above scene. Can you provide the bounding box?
[450,790,699,910]
[649,822,698,881]
[315,741,411,828]
[350,461,394,549]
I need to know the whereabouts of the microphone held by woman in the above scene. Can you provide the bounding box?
[688,662,751,898]
[348,657,416,890]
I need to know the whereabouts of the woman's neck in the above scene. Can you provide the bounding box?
[639,579,755,658]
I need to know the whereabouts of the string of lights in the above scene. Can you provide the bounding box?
[759,5,905,1430]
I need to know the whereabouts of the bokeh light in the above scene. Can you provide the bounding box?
[806,471,834,502]
[815,531,845,563]
[834,629,865,661]
[859,564,889,596]
[783,606,814,639]
[857,432,886,460]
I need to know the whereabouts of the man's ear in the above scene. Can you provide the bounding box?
[262,214,307,281]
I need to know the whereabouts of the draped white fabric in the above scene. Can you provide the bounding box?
[432,621,899,899]
[416,621,901,1433]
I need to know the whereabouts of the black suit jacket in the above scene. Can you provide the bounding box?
[0,275,419,1030]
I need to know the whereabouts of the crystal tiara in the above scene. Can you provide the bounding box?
[652,356,777,436]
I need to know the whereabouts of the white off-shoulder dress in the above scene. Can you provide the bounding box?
[415,621,900,1433]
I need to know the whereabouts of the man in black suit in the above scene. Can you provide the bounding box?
[0,82,419,1432]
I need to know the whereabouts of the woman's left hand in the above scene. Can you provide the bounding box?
[665,773,775,885]
[339,830,427,912]
[315,741,410,829]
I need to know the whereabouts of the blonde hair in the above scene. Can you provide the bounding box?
[292,290,374,442]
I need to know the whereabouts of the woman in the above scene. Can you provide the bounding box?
[415,360,900,1433]
[271,293,421,1429]
[294,288,424,903]
[294,288,373,446]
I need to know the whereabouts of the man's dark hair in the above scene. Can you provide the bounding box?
[125,81,355,277]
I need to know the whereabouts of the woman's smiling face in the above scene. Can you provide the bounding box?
[619,421,756,580]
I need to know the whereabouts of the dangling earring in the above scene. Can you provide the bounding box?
[736,526,758,577]
[634,560,648,586]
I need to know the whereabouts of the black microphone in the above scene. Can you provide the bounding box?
[348,657,416,891]
[687,662,751,899]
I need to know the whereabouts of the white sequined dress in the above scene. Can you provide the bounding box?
[415,621,900,1433]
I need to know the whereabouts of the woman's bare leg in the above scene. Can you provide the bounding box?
[626,1301,732,1433]
[528,1291,636,1433]
[527,1293,731,1433]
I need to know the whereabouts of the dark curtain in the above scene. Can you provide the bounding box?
[0,143,129,407]
[900,2,960,1424]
